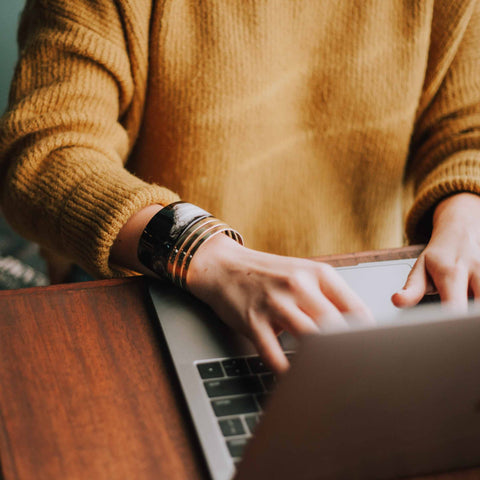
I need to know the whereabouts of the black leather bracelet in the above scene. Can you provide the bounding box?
[138,202,243,287]
[137,202,211,279]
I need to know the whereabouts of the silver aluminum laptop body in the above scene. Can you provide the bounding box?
[149,258,419,480]
[237,306,480,480]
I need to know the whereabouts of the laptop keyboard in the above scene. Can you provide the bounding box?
[196,353,294,462]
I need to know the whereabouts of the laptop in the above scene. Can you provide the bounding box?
[148,258,480,479]
[235,304,480,479]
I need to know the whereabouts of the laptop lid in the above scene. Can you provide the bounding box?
[236,305,480,480]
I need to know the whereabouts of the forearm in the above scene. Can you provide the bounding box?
[110,204,164,276]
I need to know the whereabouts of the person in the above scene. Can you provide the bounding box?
[1,1,480,374]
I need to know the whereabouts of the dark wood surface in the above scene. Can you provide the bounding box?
[0,277,209,480]
[1,246,480,480]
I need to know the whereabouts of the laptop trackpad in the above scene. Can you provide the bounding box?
[280,260,414,351]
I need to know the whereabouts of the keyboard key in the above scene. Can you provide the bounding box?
[204,376,263,398]
[226,438,249,458]
[245,414,260,434]
[218,417,245,437]
[197,362,224,379]
[247,356,270,374]
[222,358,249,376]
[211,396,259,417]
[260,373,276,392]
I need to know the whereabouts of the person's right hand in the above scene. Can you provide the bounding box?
[187,234,374,374]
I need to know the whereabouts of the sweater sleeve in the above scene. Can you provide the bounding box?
[0,0,179,278]
[405,0,480,243]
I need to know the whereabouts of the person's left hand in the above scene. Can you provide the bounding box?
[392,192,480,312]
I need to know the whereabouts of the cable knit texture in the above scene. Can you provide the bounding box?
[1,0,480,278]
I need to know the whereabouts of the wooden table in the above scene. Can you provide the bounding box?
[1,246,479,480]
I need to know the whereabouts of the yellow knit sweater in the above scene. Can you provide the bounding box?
[2,0,480,278]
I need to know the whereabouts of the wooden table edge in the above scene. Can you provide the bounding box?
[0,245,426,298]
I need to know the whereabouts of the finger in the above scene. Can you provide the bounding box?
[273,302,321,336]
[250,323,289,374]
[314,265,374,324]
[276,298,351,336]
[392,256,430,308]
[316,312,350,333]
[297,292,348,333]
[433,263,469,312]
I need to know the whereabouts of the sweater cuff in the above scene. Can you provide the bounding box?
[59,166,180,278]
[406,150,480,243]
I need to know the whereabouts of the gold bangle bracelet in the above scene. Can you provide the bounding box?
[168,218,227,285]
[166,217,219,279]
[166,216,244,289]
[137,201,243,288]
[176,224,232,289]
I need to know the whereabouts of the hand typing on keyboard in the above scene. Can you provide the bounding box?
[187,234,374,374]
[393,193,480,312]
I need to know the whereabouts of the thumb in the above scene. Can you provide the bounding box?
[392,256,430,308]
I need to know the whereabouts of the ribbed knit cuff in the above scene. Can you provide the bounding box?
[59,164,180,279]
[406,150,480,243]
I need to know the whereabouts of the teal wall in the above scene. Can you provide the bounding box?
[0,1,26,114]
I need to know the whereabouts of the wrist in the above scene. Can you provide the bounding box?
[187,233,246,300]
[137,201,243,288]
[433,192,480,226]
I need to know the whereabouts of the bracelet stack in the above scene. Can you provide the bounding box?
[137,202,243,290]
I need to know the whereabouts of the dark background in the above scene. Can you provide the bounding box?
[1,0,48,289]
